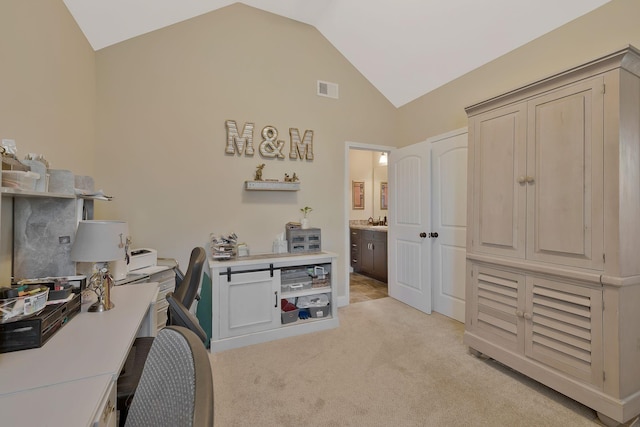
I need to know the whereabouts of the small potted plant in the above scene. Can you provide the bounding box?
[300,206,313,229]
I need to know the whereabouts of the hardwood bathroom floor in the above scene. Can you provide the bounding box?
[349,272,388,303]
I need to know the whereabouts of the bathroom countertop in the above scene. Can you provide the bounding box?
[349,224,388,231]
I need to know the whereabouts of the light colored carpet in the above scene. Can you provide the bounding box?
[211,297,607,426]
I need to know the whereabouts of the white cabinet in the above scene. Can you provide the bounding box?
[470,77,604,270]
[465,46,640,425]
[210,252,339,352]
[219,269,281,338]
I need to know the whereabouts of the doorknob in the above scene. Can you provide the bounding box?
[419,232,427,238]
[428,232,439,238]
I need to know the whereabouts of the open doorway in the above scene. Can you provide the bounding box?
[345,144,392,305]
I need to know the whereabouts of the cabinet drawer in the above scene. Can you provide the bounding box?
[150,269,176,284]
[156,307,168,330]
[93,379,116,427]
[157,284,172,304]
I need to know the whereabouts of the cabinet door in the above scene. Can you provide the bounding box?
[360,231,374,275]
[526,77,604,270]
[467,264,525,353]
[470,102,527,259]
[372,232,388,282]
[524,276,602,387]
[219,269,281,338]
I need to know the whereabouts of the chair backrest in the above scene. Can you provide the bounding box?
[167,291,207,344]
[124,326,214,427]
[173,247,206,310]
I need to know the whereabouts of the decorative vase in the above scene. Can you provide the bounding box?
[301,218,310,229]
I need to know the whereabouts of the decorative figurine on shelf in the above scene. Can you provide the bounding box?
[284,172,299,182]
[255,163,265,181]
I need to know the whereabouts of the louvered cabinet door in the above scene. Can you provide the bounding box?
[524,276,603,387]
[469,264,525,353]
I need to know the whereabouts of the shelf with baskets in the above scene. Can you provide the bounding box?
[209,251,338,352]
[280,263,332,324]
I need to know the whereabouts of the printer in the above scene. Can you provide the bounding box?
[128,248,158,272]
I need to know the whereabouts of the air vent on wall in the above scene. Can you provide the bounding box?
[317,80,339,99]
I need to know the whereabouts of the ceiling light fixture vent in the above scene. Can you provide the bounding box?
[317,80,339,99]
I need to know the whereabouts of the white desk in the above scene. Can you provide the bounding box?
[2,375,115,426]
[0,282,158,426]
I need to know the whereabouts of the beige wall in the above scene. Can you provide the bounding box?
[0,0,95,281]
[2,0,639,297]
[0,0,96,175]
[397,0,640,147]
[94,4,397,288]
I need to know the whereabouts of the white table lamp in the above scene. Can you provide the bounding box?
[70,220,129,312]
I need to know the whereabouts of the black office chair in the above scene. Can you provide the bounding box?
[118,247,207,426]
[166,291,207,344]
[124,326,214,427]
[168,247,206,325]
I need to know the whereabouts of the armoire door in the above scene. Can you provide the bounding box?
[525,76,604,270]
[467,264,525,354]
[524,276,603,387]
[470,102,527,259]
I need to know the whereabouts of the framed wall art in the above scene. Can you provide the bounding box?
[352,181,364,210]
[380,182,388,210]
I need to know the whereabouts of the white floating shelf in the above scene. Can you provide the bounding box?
[244,181,300,191]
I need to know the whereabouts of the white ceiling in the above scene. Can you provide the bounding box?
[63,0,610,107]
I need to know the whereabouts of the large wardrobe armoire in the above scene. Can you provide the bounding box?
[464,46,640,426]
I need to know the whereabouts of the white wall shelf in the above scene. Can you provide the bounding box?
[0,187,75,199]
[244,181,300,191]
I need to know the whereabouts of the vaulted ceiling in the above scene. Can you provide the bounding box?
[62,0,610,107]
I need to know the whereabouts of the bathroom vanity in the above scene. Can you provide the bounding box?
[350,226,387,282]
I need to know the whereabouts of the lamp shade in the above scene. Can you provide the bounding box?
[379,152,388,165]
[70,220,129,263]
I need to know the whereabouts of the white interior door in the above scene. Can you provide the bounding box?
[430,129,468,323]
[388,141,431,314]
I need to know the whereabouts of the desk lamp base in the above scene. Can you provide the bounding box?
[88,301,115,312]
